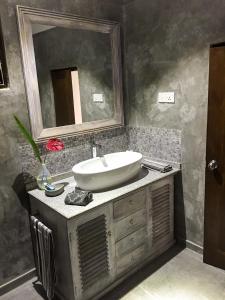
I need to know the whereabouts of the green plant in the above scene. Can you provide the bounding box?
[14,115,42,163]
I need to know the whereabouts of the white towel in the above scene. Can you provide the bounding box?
[142,158,172,173]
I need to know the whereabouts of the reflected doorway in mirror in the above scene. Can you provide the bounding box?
[51,67,82,126]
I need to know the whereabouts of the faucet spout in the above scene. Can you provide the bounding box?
[90,138,103,158]
[92,144,97,158]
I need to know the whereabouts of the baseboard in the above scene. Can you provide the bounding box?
[176,237,203,254]
[0,268,36,296]
[185,239,203,254]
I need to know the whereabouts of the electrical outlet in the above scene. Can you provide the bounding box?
[93,93,104,103]
[158,92,175,103]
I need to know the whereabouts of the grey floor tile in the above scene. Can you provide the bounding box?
[139,249,225,300]
[1,247,225,300]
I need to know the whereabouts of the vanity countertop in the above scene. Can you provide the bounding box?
[28,168,180,220]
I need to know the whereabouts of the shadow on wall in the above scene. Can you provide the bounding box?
[12,173,31,214]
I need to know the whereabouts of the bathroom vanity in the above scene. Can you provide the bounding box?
[29,168,179,300]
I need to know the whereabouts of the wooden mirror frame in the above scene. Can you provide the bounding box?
[0,18,8,89]
[17,6,124,142]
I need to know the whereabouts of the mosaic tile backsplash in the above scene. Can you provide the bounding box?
[19,125,181,188]
[128,126,182,164]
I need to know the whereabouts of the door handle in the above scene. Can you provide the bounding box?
[208,160,218,171]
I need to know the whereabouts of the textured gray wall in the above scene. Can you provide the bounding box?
[33,27,114,128]
[2,0,223,287]
[123,0,225,247]
[0,0,122,286]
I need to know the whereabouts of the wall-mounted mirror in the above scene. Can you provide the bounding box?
[17,6,124,141]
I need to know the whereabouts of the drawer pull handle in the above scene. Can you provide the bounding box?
[129,218,134,225]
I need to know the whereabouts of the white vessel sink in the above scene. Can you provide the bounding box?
[72,151,142,191]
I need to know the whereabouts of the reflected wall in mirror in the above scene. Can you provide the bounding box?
[17,6,123,141]
[32,25,114,128]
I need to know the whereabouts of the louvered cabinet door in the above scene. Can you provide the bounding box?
[149,177,174,253]
[67,204,115,300]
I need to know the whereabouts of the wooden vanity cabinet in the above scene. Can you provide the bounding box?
[66,176,174,300]
[30,176,174,300]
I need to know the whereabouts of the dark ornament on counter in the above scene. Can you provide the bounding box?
[65,188,93,206]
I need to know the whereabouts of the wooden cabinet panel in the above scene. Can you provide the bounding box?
[114,209,147,241]
[115,226,147,257]
[68,204,115,300]
[149,177,174,250]
[116,244,147,275]
[113,188,146,220]
[76,215,109,290]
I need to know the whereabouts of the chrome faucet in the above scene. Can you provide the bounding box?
[90,138,102,158]
[90,138,108,167]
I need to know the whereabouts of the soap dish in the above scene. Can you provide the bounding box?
[45,183,65,197]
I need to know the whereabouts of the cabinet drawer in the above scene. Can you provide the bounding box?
[114,209,146,241]
[113,188,146,220]
[116,227,147,257]
[116,244,147,275]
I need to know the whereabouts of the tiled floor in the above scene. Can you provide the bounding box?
[1,246,225,300]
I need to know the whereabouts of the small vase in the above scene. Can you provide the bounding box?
[36,163,52,190]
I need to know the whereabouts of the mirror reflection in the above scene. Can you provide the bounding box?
[32,24,114,128]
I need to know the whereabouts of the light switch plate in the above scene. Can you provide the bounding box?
[158,92,175,103]
[93,93,104,103]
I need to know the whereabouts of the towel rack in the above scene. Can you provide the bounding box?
[30,215,56,300]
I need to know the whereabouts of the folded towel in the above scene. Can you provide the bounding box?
[142,158,173,173]
[30,216,56,300]
[65,188,93,206]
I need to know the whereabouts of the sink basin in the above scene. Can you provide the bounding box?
[72,151,143,191]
